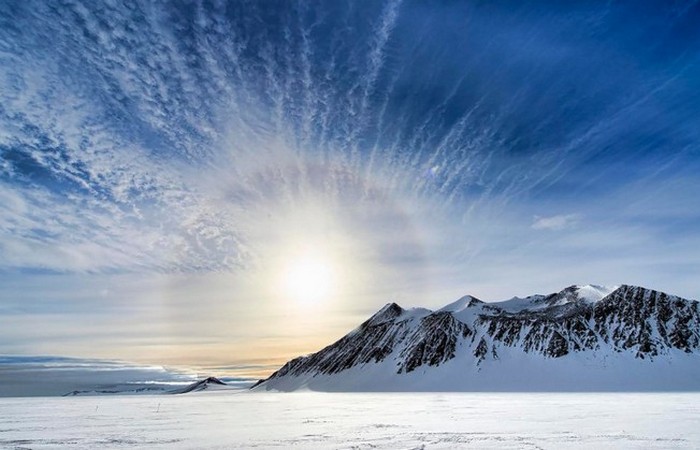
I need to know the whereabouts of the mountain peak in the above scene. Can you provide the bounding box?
[365,302,404,325]
[171,376,227,394]
[438,295,483,313]
[569,284,617,302]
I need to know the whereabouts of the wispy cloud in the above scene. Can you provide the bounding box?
[532,214,581,231]
[0,0,698,366]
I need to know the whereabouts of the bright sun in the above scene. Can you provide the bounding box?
[283,254,334,306]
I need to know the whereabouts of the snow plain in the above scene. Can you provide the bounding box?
[1,391,699,449]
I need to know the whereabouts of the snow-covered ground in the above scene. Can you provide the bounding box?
[1,391,699,449]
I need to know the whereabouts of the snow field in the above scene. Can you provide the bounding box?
[0,391,698,449]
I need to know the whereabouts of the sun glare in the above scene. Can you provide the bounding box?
[283,254,334,306]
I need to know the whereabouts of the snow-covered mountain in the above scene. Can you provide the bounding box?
[170,377,229,394]
[253,285,700,391]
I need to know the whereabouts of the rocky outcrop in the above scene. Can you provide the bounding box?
[170,377,227,394]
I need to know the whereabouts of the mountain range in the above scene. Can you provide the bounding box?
[253,284,700,391]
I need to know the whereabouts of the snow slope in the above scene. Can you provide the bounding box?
[255,284,700,391]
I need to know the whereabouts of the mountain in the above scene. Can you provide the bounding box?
[170,377,229,394]
[253,285,700,392]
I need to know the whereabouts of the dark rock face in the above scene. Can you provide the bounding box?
[594,285,700,357]
[257,286,700,387]
[267,303,414,379]
[545,331,569,358]
[398,312,472,373]
[473,285,700,360]
[473,337,489,362]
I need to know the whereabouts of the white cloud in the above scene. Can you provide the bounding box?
[531,214,580,231]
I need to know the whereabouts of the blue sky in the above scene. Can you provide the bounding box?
[1,0,699,372]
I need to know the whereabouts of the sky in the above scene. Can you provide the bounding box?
[1,0,699,377]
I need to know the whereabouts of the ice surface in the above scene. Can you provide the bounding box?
[0,391,698,449]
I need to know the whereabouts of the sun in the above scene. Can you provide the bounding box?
[282,254,335,306]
